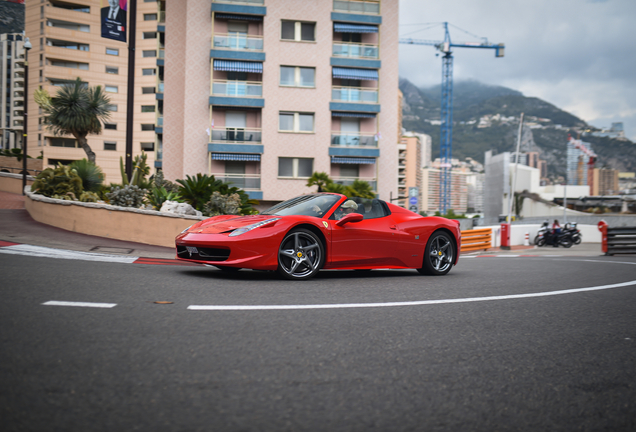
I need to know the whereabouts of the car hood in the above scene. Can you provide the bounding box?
[190,214,280,234]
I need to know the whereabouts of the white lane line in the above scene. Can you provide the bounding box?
[43,300,117,308]
[0,244,138,264]
[187,279,636,311]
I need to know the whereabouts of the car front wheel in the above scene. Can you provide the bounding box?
[418,231,455,276]
[277,228,324,280]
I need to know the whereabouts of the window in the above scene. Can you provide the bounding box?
[142,68,156,76]
[141,124,154,131]
[106,48,119,56]
[107,104,118,112]
[50,1,90,13]
[104,142,117,151]
[104,123,117,130]
[142,32,157,39]
[278,157,313,178]
[142,87,155,94]
[141,105,155,113]
[105,66,118,74]
[279,112,314,132]
[141,142,155,151]
[47,19,89,32]
[50,138,78,148]
[142,50,156,58]
[144,13,157,21]
[105,85,118,93]
[281,21,315,42]
[280,66,315,87]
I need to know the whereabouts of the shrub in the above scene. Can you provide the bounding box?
[146,186,183,210]
[106,185,147,208]
[151,170,180,194]
[203,192,242,216]
[176,174,223,211]
[69,159,104,192]
[32,164,83,198]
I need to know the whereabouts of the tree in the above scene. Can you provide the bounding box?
[36,78,111,163]
[306,172,332,192]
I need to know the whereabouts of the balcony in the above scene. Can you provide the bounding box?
[212,80,262,97]
[332,86,378,103]
[331,132,377,148]
[332,42,378,59]
[213,0,264,4]
[332,176,377,191]
[212,174,261,190]
[210,127,262,144]
[333,0,380,14]
[213,33,263,51]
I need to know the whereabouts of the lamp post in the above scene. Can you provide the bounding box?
[22,37,32,195]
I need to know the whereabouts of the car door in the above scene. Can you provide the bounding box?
[327,201,399,269]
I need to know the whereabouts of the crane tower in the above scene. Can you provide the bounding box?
[400,23,504,214]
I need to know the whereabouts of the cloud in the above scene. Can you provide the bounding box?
[398,0,636,140]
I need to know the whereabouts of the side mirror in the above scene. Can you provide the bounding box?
[335,212,363,227]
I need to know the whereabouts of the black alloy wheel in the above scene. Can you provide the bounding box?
[277,228,324,280]
[418,231,454,276]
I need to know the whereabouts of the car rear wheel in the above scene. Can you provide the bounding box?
[418,231,454,276]
[277,228,324,280]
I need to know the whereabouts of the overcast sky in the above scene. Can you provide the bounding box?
[398,0,636,141]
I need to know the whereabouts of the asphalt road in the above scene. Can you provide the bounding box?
[1,253,635,431]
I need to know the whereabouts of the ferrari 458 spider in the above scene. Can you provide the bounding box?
[175,193,461,280]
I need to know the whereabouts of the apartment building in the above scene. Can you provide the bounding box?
[24,0,161,182]
[0,33,26,151]
[161,0,398,205]
[593,167,619,196]
[421,168,469,214]
[397,131,429,208]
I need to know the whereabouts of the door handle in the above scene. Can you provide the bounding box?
[390,225,397,230]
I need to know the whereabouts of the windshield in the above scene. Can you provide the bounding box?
[261,194,342,217]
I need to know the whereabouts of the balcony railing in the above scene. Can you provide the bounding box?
[332,86,378,103]
[210,127,262,143]
[332,176,377,191]
[213,0,264,4]
[157,82,164,93]
[212,80,262,97]
[158,11,165,23]
[158,48,164,59]
[333,0,380,14]
[156,116,163,126]
[332,42,379,59]
[212,174,261,190]
[331,132,377,147]
[213,33,263,51]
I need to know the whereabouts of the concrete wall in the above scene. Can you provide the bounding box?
[0,172,35,194]
[484,223,602,247]
[24,189,204,248]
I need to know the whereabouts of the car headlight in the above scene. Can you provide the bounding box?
[228,218,280,237]
[181,224,193,234]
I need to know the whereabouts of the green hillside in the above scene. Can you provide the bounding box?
[400,79,636,180]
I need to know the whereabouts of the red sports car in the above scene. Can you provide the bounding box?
[175,193,461,280]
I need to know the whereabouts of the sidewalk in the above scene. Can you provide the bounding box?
[0,191,175,259]
[0,190,604,259]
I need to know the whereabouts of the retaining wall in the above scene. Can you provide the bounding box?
[0,172,35,194]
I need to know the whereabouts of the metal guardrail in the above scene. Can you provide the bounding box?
[598,221,636,255]
[460,228,492,253]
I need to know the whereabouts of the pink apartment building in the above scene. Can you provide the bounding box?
[161,0,399,206]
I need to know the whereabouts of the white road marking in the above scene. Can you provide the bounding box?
[42,301,117,308]
[0,244,138,263]
[187,279,636,311]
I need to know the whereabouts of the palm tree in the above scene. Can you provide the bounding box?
[306,171,332,192]
[36,78,111,163]
[347,179,375,199]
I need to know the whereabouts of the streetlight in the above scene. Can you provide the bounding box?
[22,37,32,195]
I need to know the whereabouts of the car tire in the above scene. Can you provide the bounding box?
[418,231,454,276]
[277,228,324,280]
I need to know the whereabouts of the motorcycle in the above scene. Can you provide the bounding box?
[535,221,573,248]
[563,222,582,245]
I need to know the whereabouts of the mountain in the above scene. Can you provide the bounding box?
[0,1,24,35]
[400,78,636,180]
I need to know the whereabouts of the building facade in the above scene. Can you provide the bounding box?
[421,168,468,214]
[161,0,398,204]
[0,33,26,151]
[24,0,162,182]
[593,168,619,196]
